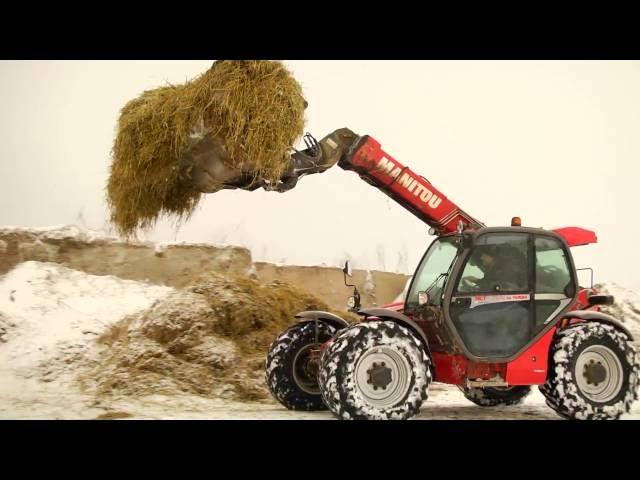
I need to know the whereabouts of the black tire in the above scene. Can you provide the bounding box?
[540,322,640,420]
[265,321,338,411]
[318,321,431,420]
[459,386,531,407]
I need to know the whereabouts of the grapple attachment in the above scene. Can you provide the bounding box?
[183,128,361,194]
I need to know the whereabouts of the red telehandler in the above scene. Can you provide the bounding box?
[191,127,640,420]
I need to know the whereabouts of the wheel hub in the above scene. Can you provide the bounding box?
[574,344,624,403]
[355,347,412,408]
[583,359,607,386]
[367,362,393,389]
[292,344,322,395]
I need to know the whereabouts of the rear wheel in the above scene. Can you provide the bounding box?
[265,322,338,411]
[318,321,431,420]
[540,323,640,420]
[459,385,531,407]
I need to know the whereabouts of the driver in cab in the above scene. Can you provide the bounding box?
[461,245,527,292]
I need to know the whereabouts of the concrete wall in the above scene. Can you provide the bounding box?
[0,226,410,310]
[253,263,409,310]
[0,227,252,288]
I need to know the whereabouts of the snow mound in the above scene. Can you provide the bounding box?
[0,261,173,379]
[597,283,640,341]
[0,261,174,418]
[0,261,333,418]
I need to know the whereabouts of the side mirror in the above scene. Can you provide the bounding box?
[418,291,430,306]
[343,260,353,277]
[588,294,614,306]
[343,260,359,309]
[343,261,355,287]
[347,290,362,312]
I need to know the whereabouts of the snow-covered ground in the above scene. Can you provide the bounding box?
[0,261,173,419]
[0,261,638,420]
[4,383,637,420]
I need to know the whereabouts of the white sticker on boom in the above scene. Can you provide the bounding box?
[469,294,530,309]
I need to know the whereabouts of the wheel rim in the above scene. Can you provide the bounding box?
[575,345,624,403]
[292,344,321,395]
[354,346,412,408]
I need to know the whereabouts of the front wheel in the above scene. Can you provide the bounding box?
[460,386,531,407]
[318,321,431,420]
[540,323,640,420]
[265,321,338,411]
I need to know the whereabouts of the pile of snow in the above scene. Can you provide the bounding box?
[597,283,640,342]
[0,261,173,418]
[0,261,313,418]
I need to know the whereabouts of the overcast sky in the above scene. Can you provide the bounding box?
[1,60,638,291]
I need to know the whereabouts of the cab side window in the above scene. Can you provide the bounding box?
[456,233,529,293]
[535,237,572,294]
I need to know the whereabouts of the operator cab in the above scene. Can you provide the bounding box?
[405,226,577,361]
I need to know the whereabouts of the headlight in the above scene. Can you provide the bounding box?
[347,296,356,309]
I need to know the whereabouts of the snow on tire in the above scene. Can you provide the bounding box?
[265,321,338,411]
[540,322,640,420]
[318,320,431,420]
[460,386,531,407]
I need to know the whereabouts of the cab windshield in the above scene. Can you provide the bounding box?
[406,237,460,309]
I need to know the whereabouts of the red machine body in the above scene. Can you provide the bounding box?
[335,133,601,388]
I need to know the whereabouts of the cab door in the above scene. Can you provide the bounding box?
[532,235,575,332]
[448,232,533,359]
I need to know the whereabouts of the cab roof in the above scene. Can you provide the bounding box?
[447,225,598,248]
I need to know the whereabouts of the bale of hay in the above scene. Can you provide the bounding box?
[107,60,306,237]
